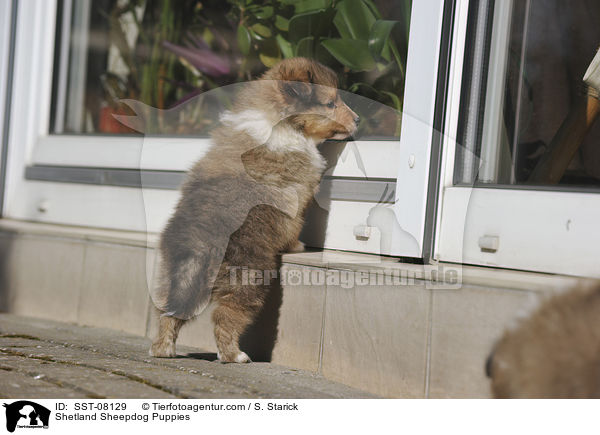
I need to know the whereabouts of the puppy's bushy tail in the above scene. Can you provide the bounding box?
[152,245,225,320]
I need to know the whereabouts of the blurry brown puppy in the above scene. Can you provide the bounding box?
[487,281,600,398]
[150,58,359,363]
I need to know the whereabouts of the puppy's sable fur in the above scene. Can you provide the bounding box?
[487,281,600,398]
[150,58,358,363]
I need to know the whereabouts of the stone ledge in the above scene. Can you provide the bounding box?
[0,218,586,294]
[0,218,157,248]
[282,251,582,293]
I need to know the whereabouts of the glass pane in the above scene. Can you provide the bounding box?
[50,0,412,137]
[455,0,600,189]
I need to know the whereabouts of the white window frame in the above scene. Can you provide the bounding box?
[0,0,15,212]
[0,0,13,139]
[5,0,448,259]
[435,0,600,278]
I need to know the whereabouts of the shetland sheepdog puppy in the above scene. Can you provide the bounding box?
[150,58,359,363]
[486,281,600,398]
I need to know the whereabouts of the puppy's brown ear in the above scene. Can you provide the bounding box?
[280,80,313,103]
[273,59,315,103]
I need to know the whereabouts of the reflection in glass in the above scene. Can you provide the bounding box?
[50,0,412,138]
[456,0,600,189]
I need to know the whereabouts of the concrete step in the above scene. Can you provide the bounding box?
[0,314,375,399]
[0,221,579,398]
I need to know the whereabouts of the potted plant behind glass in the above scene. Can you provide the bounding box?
[99,0,411,136]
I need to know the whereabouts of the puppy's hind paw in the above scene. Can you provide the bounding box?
[218,351,252,363]
[235,352,252,363]
[149,341,176,358]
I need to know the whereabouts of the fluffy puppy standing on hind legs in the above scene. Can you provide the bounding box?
[150,58,359,363]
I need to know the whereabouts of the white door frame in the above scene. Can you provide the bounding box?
[434,0,600,278]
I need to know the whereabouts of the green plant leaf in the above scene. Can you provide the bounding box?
[276,34,294,58]
[288,9,332,44]
[360,0,382,19]
[259,39,281,68]
[333,0,376,40]
[315,42,338,67]
[251,23,272,38]
[368,20,397,57]
[248,29,259,40]
[381,90,402,111]
[275,15,289,31]
[254,6,274,19]
[321,38,375,71]
[237,24,251,55]
[295,36,315,57]
[202,27,214,46]
[401,0,412,35]
[260,52,280,67]
[348,81,380,98]
[380,41,392,61]
[293,0,332,13]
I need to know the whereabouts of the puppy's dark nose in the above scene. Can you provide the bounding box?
[354,115,360,125]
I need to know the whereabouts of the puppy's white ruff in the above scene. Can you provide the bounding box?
[219,109,325,170]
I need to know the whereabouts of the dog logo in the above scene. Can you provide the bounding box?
[2,401,50,432]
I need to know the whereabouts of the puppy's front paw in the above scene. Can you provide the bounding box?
[287,240,305,253]
[149,341,176,358]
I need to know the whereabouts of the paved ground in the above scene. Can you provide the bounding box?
[0,314,375,399]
